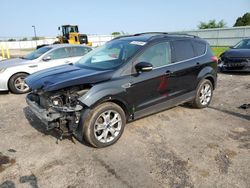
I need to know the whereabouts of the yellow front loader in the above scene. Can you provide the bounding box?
[57,25,92,46]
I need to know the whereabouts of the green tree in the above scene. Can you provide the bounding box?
[8,38,16,41]
[198,20,226,29]
[32,36,45,40]
[20,37,28,41]
[111,32,121,36]
[234,13,250,27]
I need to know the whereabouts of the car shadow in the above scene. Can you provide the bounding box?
[0,91,10,95]
[218,72,250,76]
[180,104,250,121]
[23,106,86,145]
[208,106,250,121]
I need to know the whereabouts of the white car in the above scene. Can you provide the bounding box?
[0,44,92,94]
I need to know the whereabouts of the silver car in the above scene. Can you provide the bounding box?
[0,44,92,94]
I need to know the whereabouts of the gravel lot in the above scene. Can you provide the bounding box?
[0,73,249,188]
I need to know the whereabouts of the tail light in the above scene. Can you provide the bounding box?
[211,56,218,63]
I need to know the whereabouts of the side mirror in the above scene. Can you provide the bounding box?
[42,56,51,61]
[135,62,153,73]
[58,27,60,31]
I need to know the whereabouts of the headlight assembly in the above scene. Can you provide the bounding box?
[50,96,63,106]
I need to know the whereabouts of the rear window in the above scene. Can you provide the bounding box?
[192,41,206,56]
[172,40,195,62]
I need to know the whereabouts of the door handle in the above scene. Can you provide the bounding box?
[196,62,200,66]
[165,70,172,77]
[28,65,38,68]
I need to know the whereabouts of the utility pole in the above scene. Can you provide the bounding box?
[32,25,38,47]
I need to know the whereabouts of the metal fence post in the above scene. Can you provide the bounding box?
[1,45,5,59]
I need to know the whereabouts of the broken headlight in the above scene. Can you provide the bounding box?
[49,88,90,108]
[50,96,64,107]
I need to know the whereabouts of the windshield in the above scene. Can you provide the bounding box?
[23,47,52,60]
[233,39,250,49]
[75,40,144,70]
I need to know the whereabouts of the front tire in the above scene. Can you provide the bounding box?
[82,102,126,148]
[8,73,30,94]
[192,79,213,109]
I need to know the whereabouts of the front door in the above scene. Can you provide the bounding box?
[128,42,173,115]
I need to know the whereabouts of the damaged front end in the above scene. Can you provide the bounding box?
[26,86,90,140]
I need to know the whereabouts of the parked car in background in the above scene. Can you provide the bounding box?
[26,32,218,148]
[0,44,92,94]
[219,38,250,72]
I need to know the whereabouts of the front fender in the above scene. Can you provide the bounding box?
[78,86,127,108]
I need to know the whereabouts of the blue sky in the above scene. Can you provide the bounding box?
[1,0,249,37]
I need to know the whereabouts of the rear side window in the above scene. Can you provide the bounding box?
[192,41,206,56]
[70,47,91,57]
[172,40,195,62]
[47,47,70,60]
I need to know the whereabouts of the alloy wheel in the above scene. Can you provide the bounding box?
[14,76,29,93]
[199,83,212,105]
[94,110,122,143]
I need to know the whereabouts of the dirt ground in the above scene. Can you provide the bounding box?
[0,73,249,188]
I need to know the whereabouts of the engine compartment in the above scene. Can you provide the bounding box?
[27,85,92,140]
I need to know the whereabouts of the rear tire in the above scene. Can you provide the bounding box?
[82,102,126,148]
[8,73,30,94]
[192,79,213,109]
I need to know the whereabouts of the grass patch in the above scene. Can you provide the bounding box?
[211,46,229,57]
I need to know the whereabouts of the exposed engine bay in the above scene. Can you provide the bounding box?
[26,86,91,140]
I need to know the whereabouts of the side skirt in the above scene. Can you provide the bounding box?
[133,91,195,120]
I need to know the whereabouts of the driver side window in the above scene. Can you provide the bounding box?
[46,48,70,60]
[136,42,171,68]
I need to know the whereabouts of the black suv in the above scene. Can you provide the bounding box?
[26,32,218,148]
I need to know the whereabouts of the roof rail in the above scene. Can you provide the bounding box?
[167,33,199,38]
[111,34,134,41]
[111,32,200,41]
[134,32,169,36]
[111,32,169,40]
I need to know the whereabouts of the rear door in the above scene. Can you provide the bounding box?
[165,39,203,97]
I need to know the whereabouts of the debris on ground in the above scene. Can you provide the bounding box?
[239,104,250,109]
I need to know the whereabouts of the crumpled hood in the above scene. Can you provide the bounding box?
[222,49,250,58]
[0,58,30,68]
[25,64,114,92]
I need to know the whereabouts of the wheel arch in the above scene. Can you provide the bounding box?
[197,66,217,90]
[203,75,215,89]
[87,96,131,121]
[105,98,130,121]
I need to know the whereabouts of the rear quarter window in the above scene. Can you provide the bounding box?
[172,40,195,62]
[192,41,206,56]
